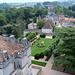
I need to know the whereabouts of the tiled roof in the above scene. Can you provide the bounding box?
[0,36,22,61]
[65,18,75,21]
[28,23,37,26]
[37,16,42,21]
[59,15,75,22]
[42,23,52,29]
[47,20,54,25]
[59,15,65,18]
[62,20,70,23]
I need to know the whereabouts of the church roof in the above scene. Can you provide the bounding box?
[37,16,42,21]
[42,23,52,29]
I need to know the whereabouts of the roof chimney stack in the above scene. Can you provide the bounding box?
[2,50,8,62]
[9,35,15,43]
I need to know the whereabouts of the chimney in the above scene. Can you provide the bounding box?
[21,38,27,46]
[9,35,15,43]
[2,50,8,62]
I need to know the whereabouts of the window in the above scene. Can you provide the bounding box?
[14,62,16,69]
[19,64,21,68]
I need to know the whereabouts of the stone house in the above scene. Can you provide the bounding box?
[28,21,37,29]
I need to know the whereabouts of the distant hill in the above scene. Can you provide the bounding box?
[43,0,75,7]
[56,0,75,3]
[43,1,60,6]
[0,3,10,9]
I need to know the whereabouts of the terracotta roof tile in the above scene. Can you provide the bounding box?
[42,23,52,29]
[47,20,54,25]
[28,23,37,26]
[37,16,42,21]
[0,36,22,61]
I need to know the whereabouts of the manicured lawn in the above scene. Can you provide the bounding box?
[31,38,53,56]
[32,60,47,67]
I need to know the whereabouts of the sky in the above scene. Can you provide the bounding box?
[0,0,58,3]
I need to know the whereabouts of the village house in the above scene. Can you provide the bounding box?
[59,15,75,27]
[28,21,37,29]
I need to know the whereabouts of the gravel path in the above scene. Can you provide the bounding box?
[40,55,71,75]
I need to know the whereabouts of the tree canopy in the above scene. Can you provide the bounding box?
[37,21,47,29]
[0,14,7,26]
[54,27,75,73]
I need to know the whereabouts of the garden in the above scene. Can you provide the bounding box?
[31,38,53,56]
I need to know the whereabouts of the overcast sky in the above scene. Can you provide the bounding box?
[0,0,58,3]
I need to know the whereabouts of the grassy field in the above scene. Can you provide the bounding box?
[31,38,53,56]
[32,60,47,67]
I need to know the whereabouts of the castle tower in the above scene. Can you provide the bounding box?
[48,3,54,15]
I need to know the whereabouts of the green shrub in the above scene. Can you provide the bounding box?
[37,41,45,47]
[26,32,31,37]
[52,35,56,39]
[36,32,38,35]
[44,49,50,57]
[18,35,24,41]
[44,37,60,60]
[26,32,37,41]
[0,31,3,35]
[53,50,60,57]
[39,53,44,58]
[40,34,46,38]
[34,54,40,60]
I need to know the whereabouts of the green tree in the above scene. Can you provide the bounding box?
[23,8,31,20]
[0,14,7,26]
[3,26,13,34]
[54,27,75,73]
[37,21,47,29]
[12,27,19,38]
[35,9,42,17]
[16,19,26,36]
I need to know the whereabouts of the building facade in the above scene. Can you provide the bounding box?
[28,21,37,29]
[42,23,53,34]
[0,35,41,75]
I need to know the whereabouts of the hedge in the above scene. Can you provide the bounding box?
[32,60,47,67]
[44,37,60,61]
[34,52,44,60]
[40,34,46,38]
[32,37,40,45]
[26,32,37,41]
